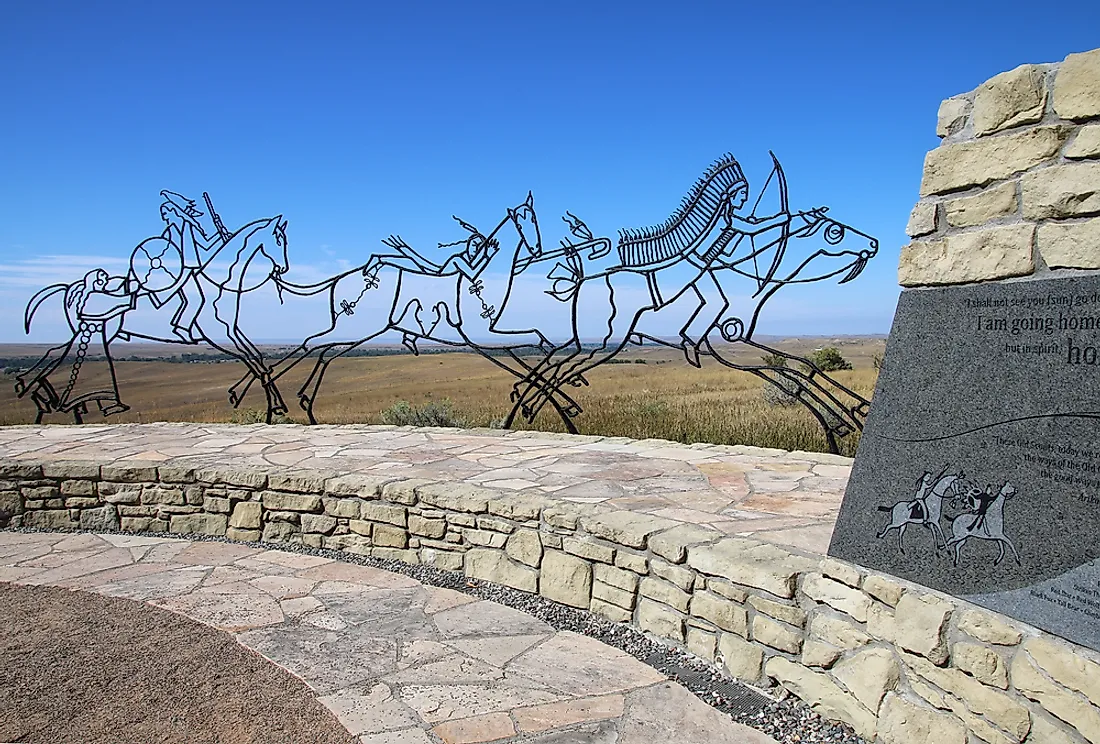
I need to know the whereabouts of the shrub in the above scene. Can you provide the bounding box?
[380,399,467,428]
[807,347,852,372]
[760,352,787,368]
[229,407,293,424]
[872,352,884,371]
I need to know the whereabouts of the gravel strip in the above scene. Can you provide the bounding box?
[7,528,868,744]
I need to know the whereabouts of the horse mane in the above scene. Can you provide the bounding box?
[616,153,746,268]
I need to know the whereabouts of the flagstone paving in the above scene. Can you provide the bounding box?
[0,423,850,555]
[0,530,777,744]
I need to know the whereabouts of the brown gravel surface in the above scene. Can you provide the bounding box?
[0,582,357,744]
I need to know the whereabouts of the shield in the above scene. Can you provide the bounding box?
[130,236,183,293]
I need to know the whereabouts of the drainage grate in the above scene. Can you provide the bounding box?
[646,650,773,718]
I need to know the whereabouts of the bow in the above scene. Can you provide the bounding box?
[748,151,790,296]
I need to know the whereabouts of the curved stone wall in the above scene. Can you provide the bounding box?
[2,453,1098,743]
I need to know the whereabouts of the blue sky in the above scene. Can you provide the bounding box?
[2,1,1098,344]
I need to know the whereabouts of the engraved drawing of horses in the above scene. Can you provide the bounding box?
[946,483,1021,567]
[876,472,973,554]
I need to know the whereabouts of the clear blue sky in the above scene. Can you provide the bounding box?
[2,0,1098,343]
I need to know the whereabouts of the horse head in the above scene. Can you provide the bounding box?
[506,191,542,260]
[263,215,290,277]
[775,211,878,289]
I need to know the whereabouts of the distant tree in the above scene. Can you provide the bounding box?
[760,352,787,368]
[872,353,884,371]
[807,347,852,372]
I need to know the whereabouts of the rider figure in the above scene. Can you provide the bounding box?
[968,484,999,532]
[372,216,495,282]
[154,191,221,342]
[908,471,935,520]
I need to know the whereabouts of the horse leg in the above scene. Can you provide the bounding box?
[994,540,1006,566]
[1004,538,1021,566]
[897,523,907,554]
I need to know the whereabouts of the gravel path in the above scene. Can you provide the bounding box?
[0,582,357,744]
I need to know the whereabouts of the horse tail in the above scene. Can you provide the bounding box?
[24,284,69,334]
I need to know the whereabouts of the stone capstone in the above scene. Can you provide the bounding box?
[801,573,871,622]
[957,609,1022,646]
[819,558,862,588]
[878,693,967,744]
[920,126,1069,196]
[539,550,592,609]
[937,97,972,138]
[578,511,680,550]
[686,538,814,599]
[972,64,1047,136]
[1039,217,1100,269]
[944,181,1019,227]
[899,223,1035,287]
[765,657,876,740]
[647,524,720,564]
[1053,48,1100,122]
[417,482,490,513]
[464,548,538,593]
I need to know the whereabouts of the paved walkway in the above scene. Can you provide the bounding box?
[0,530,776,744]
[0,424,849,555]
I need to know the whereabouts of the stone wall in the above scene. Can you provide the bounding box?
[3,458,1100,743]
[901,48,1100,287]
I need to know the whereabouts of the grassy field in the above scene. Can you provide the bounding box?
[0,338,884,456]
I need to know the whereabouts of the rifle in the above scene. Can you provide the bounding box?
[203,192,231,243]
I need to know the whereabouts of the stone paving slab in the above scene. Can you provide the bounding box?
[0,424,849,555]
[0,531,777,744]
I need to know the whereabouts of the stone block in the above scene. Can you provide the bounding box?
[505,529,543,567]
[42,462,98,479]
[539,550,591,609]
[101,464,157,483]
[765,657,876,740]
[905,652,1030,739]
[79,504,119,531]
[613,551,648,574]
[22,486,58,501]
[937,96,972,138]
[485,492,545,521]
[819,557,862,588]
[707,577,749,603]
[562,537,614,564]
[953,642,1007,689]
[878,693,966,744]
[360,502,406,527]
[266,509,299,524]
[121,517,167,532]
[719,633,764,682]
[592,580,635,611]
[1067,124,1100,160]
[863,574,905,607]
[753,615,801,654]
[22,509,75,530]
[748,595,806,628]
[448,513,475,528]
[686,538,815,599]
[894,593,952,664]
[648,524,720,563]
[1028,713,1084,744]
[409,514,446,539]
[195,467,267,489]
[372,524,407,548]
[383,478,431,506]
[416,482,491,513]
[686,627,717,661]
[1053,48,1100,121]
[464,528,508,548]
[578,511,680,550]
[802,639,842,668]
[262,521,299,543]
[801,573,871,622]
[636,598,684,642]
[906,202,937,238]
[65,497,99,509]
[1014,651,1100,741]
[899,223,1034,287]
[140,485,185,505]
[0,491,22,519]
[464,548,538,593]
[639,576,691,613]
[690,591,748,635]
[920,125,1069,196]
[372,547,418,564]
[590,597,631,623]
[203,495,230,514]
[266,472,326,494]
[321,496,362,520]
[60,480,96,497]
[1023,637,1100,707]
[944,181,1018,227]
[809,613,870,650]
[170,513,227,536]
[958,609,1022,645]
[1023,161,1100,219]
[972,64,1047,136]
[1040,217,1100,270]
[419,548,463,571]
[593,563,638,592]
[229,501,262,530]
[156,465,195,483]
[301,513,337,535]
[226,527,261,542]
[833,647,899,711]
[261,490,321,512]
[649,559,695,591]
[323,473,386,498]
[476,516,514,534]
[867,603,896,643]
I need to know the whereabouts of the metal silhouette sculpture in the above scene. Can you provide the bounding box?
[15,154,878,453]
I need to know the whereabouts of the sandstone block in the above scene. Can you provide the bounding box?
[101,464,157,483]
[862,574,905,607]
[945,182,1018,227]
[801,573,871,622]
[476,516,515,533]
[409,515,446,539]
[753,615,801,654]
[906,202,937,237]
[686,628,717,661]
[1013,652,1099,742]
[77,504,118,531]
[22,486,58,501]
[562,537,614,564]
[121,517,167,533]
[639,577,690,613]
[590,597,631,623]
[0,491,22,519]
[383,478,432,506]
[819,558,862,588]
[937,96,972,138]
[65,497,99,509]
[802,639,842,668]
[322,473,386,498]
[1040,217,1100,270]
[649,559,695,591]
[648,524,720,563]
[809,613,870,650]
[225,527,261,542]
[972,64,1047,136]
[60,480,96,497]
[594,563,638,592]
[953,642,1008,689]
[578,511,679,550]
[1067,125,1100,159]
[957,609,1022,645]
[140,486,185,505]
[262,521,299,543]
[372,524,408,548]
[321,496,362,520]
[720,633,765,682]
[485,492,545,521]
[613,551,648,574]
[899,224,1035,287]
[1029,713,1085,744]
[1023,637,1100,707]
[42,462,99,479]
[867,603,896,643]
[170,513,227,536]
[1023,162,1100,219]
[707,577,749,603]
[637,598,683,642]
[156,465,195,483]
[878,693,966,744]
[360,502,406,527]
[765,657,876,739]
[419,548,463,571]
[417,482,490,513]
[686,538,815,599]
[266,472,326,493]
[262,490,321,512]
[301,513,337,535]
[905,652,1030,739]
[833,647,899,711]
[592,580,635,611]
[372,547,418,564]
[505,529,543,567]
[895,593,952,664]
[203,495,230,514]
[1054,48,1100,121]
[690,591,748,635]
[229,501,262,530]
[464,548,538,593]
[195,467,266,489]
[920,126,1069,196]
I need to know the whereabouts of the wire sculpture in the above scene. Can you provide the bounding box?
[14,154,878,453]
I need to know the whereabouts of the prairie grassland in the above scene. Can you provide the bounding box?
[0,339,882,456]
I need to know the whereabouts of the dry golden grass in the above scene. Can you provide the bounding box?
[0,339,882,456]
